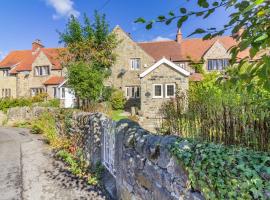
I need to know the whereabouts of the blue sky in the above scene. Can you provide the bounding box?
[0,0,231,59]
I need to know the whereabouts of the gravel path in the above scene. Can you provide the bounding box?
[0,127,110,200]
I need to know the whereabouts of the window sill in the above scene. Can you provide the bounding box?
[153,96,163,99]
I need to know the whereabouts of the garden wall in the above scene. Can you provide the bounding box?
[71,112,204,200]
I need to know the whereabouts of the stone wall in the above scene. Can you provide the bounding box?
[140,63,189,119]
[6,106,57,125]
[71,112,204,200]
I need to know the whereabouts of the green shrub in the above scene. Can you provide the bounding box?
[171,139,270,200]
[31,93,48,103]
[110,90,126,110]
[0,98,32,112]
[101,86,115,101]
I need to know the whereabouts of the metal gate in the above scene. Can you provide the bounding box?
[102,122,116,177]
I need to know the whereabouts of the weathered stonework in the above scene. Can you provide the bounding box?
[6,106,57,125]
[203,41,231,72]
[140,63,189,119]
[70,112,204,200]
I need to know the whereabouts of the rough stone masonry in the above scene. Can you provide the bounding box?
[71,112,204,200]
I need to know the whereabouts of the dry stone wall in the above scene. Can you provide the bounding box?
[71,112,204,200]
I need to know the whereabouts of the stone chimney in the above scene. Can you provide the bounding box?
[176,28,183,43]
[32,39,44,51]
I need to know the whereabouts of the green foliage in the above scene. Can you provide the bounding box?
[36,99,60,107]
[67,62,104,101]
[31,93,48,103]
[136,0,270,90]
[110,90,126,110]
[161,68,270,152]
[59,12,117,103]
[170,139,270,200]
[0,98,32,112]
[101,86,115,102]
[111,109,126,121]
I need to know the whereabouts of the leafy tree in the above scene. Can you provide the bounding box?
[136,0,270,90]
[59,11,117,103]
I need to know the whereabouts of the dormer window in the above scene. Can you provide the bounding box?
[3,69,9,77]
[207,59,229,71]
[131,58,141,70]
[35,66,50,76]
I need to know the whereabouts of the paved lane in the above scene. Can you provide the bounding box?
[0,127,109,200]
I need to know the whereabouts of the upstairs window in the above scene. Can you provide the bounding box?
[35,66,50,76]
[165,84,176,98]
[126,86,140,99]
[3,69,9,77]
[131,58,141,70]
[207,59,229,71]
[153,84,163,98]
[1,88,11,98]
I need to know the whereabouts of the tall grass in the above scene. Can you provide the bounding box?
[161,73,270,152]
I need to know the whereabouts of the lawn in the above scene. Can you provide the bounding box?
[111,110,127,121]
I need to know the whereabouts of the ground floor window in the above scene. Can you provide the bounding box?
[53,87,58,98]
[31,88,44,97]
[153,84,163,98]
[1,88,11,98]
[165,84,176,98]
[152,83,176,98]
[125,86,140,98]
[61,88,65,99]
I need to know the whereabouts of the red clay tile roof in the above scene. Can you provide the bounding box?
[0,48,64,73]
[138,36,247,62]
[43,76,65,85]
[189,73,204,82]
[138,40,184,61]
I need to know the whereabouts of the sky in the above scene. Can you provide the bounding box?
[0,0,231,59]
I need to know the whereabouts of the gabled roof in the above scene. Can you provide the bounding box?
[138,40,184,61]
[43,76,65,85]
[140,58,190,78]
[138,36,251,62]
[0,48,64,74]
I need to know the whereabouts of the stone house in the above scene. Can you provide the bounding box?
[0,40,66,100]
[0,26,253,117]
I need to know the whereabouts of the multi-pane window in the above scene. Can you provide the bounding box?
[53,87,58,98]
[31,88,44,96]
[1,89,11,98]
[61,88,65,99]
[207,59,229,71]
[153,84,163,98]
[126,86,140,98]
[165,84,176,98]
[3,69,9,77]
[130,58,141,70]
[35,66,50,76]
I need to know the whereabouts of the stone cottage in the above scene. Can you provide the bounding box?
[0,26,252,116]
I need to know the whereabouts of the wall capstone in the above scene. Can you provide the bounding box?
[69,112,205,200]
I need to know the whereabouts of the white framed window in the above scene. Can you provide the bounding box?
[31,88,44,97]
[207,59,229,71]
[53,87,58,98]
[3,69,9,77]
[35,66,50,76]
[153,84,163,98]
[1,88,11,98]
[125,86,140,99]
[165,84,176,98]
[130,58,141,70]
[61,88,65,99]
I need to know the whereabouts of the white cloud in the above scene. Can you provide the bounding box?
[45,0,80,19]
[0,50,7,60]
[152,36,171,42]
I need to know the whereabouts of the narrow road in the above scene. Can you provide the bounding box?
[0,127,108,200]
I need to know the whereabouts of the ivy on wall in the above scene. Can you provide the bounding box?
[170,138,270,200]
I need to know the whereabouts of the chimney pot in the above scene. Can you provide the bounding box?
[176,28,183,43]
[32,39,44,51]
